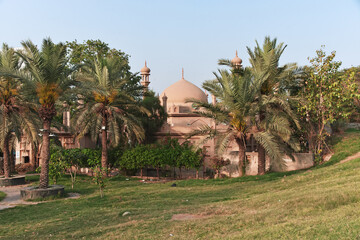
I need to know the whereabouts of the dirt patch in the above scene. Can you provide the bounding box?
[171,214,208,221]
[338,152,360,164]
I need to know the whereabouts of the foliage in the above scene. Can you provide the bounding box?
[299,47,359,160]
[72,55,146,170]
[16,38,75,189]
[118,139,203,178]
[66,39,140,89]
[14,163,33,174]
[92,166,106,198]
[140,90,167,143]
[0,191,6,201]
[210,156,231,178]
[0,43,40,178]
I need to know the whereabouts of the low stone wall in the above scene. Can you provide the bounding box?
[20,185,65,200]
[272,153,314,172]
[0,176,26,187]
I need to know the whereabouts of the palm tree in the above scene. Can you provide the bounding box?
[17,38,74,188]
[73,56,146,172]
[0,44,39,178]
[188,69,256,176]
[247,37,300,174]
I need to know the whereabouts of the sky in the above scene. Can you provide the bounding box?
[0,0,359,95]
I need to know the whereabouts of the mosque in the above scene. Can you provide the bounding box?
[12,53,314,177]
[138,53,314,177]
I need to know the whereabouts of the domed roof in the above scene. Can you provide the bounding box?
[140,61,150,74]
[161,71,207,105]
[231,50,242,66]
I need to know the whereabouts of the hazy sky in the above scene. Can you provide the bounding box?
[1,0,359,94]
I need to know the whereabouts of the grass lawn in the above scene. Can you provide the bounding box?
[0,191,6,201]
[0,130,360,239]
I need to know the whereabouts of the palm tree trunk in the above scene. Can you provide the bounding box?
[258,145,266,175]
[3,137,10,178]
[39,120,51,189]
[30,142,36,171]
[236,138,246,177]
[101,116,108,175]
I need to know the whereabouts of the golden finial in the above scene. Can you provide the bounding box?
[182,68,184,79]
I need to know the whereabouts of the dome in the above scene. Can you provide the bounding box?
[231,50,242,66]
[161,78,208,106]
[140,61,150,74]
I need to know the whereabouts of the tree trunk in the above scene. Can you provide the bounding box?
[39,120,51,189]
[30,142,36,171]
[258,144,266,175]
[101,116,108,176]
[3,137,10,178]
[236,138,246,177]
[10,147,15,173]
[156,167,160,179]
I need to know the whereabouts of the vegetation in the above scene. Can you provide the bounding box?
[0,44,39,177]
[299,48,359,161]
[189,37,300,175]
[118,139,203,178]
[72,55,146,173]
[17,38,74,188]
[0,131,359,239]
[0,191,5,201]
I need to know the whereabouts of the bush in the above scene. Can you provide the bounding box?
[15,163,33,174]
[117,139,203,178]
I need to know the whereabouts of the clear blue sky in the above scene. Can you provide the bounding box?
[1,0,359,94]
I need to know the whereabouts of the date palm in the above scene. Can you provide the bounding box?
[188,69,257,176]
[0,44,39,177]
[17,38,74,188]
[247,37,300,174]
[73,56,146,172]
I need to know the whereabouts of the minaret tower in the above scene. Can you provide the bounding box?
[231,50,243,69]
[140,61,151,98]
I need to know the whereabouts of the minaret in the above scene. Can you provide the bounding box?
[140,61,151,98]
[231,50,242,69]
[162,93,168,112]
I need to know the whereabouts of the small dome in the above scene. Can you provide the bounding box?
[231,50,242,66]
[161,77,207,106]
[140,61,150,74]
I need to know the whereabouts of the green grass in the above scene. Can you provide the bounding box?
[0,131,360,239]
[0,191,6,201]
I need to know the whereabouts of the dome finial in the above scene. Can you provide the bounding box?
[236,50,238,57]
[231,50,242,68]
[140,61,150,74]
[182,68,184,79]
[145,60,147,67]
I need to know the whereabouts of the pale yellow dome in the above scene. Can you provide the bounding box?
[161,78,208,105]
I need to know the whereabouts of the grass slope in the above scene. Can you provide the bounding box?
[0,130,360,239]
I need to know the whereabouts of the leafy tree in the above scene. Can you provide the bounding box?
[62,148,87,189]
[141,91,167,143]
[72,56,147,174]
[0,44,39,178]
[66,39,140,90]
[299,48,359,161]
[17,38,74,188]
